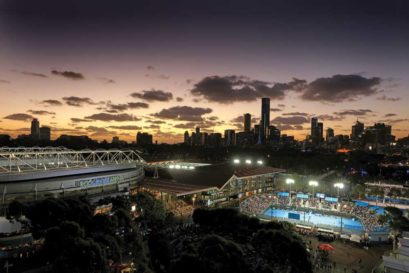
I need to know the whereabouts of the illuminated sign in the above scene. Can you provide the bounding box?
[76,175,121,188]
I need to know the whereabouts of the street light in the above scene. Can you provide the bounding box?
[334,182,344,197]
[308,180,319,198]
[257,160,263,165]
[233,159,240,164]
[245,159,252,164]
[286,178,295,205]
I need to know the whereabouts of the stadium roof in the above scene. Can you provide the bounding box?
[142,164,285,196]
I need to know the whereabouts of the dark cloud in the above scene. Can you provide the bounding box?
[230,115,259,124]
[97,77,115,84]
[333,109,373,116]
[144,124,161,129]
[146,65,155,70]
[105,102,149,112]
[62,96,97,107]
[10,69,48,78]
[0,79,10,84]
[27,110,55,115]
[4,113,34,121]
[84,113,139,122]
[384,113,397,117]
[277,124,304,131]
[145,74,170,80]
[282,112,309,117]
[108,125,142,130]
[70,118,92,123]
[40,99,63,106]
[176,97,184,102]
[300,74,381,102]
[130,89,173,102]
[191,75,305,103]
[51,70,85,80]
[376,95,401,102]
[270,108,282,112]
[153,106,212,121]
[379,118,409,124]
[146,120,166,124]
[277,104,286,108]
[272,116,308,125]
[317,114,344,121]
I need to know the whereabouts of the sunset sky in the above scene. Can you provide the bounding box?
[0,0,408,143]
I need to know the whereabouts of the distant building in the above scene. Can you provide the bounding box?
[260,98,270,144]
[364,123,395,152]
[311,117,323,147]
[268,125,280,145]
[244,113,251,133]
[184,131,190,145]
[207,133,222,147]
[31,118,40,139]
[351,121,365,141]
[112,136,120,144]
[136,132,153,146]
[326,128,334,143]
[224,129,236,146]
[39,126,51,141]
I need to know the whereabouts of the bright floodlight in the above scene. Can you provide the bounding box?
[169,165,175,169]
[309,181,318,187]
[245,159,252,164]
[257,160,263,165]
[334,182,344,189]
[188,166,195,170]
[233,159,240,164]
[175,164,181,169]
[286,178,295,184]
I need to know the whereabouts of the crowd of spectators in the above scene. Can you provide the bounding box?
[240,192,387,233]
[166,200,193,216]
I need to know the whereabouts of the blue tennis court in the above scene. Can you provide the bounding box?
[264,208,363,231]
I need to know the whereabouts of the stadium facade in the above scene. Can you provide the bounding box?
[0,147,145,202]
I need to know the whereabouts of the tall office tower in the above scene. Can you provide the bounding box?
[244,113,251,133]
[326,127,334,142]
[311,117,323,147]
[260,98,270,143]
[31,118,40,139]
[136,132,153,146]
[39,126,51,141]
[195,127,202,145]
[268,125,281,145]
[224,129,236,146]
[351,121,364,141]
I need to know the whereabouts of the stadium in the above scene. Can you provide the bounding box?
[0,147,145,202]
[240,191,390,242]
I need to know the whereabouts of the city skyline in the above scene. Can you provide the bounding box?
[1,0,409,143]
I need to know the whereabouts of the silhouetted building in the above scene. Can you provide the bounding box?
[260,98,270,144]
[112,136,120,144]
[364,123,394,148]
[31,118,40,139]
[184,131,190,145]
[39,126,51,141]
[136,132,153,146]
[311,117,323,147]
[326,128,334,143]
[351,121,364,141]
[207,133,222,147]
[224,129,236,146]
[244,113,251,133]
[268,125,281,145]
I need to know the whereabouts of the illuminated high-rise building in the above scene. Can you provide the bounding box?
[244,113,251,133]
[260,98,270,144]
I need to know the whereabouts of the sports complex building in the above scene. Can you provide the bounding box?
[0,147,145,202]
[140,161,286,206]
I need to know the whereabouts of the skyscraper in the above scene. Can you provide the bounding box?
[311,117,323,147]
[351,121,364,141]
[326,128,334,142]
[260,98,270,144]
[224,129,236,146]
[31,118,40,139]
[244,113,251,133]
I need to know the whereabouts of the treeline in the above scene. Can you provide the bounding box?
[8,193,312,273]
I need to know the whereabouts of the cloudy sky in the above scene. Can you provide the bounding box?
[0,0,408,143]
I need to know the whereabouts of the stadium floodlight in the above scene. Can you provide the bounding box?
[257,160,263,165]
[169,165,175,169]
[334,182,344,197]
[188,166,195,170]
[309,180,318,197]
[233,159,240,164]
[285,178,295,205]
[175,164,181,169]
[245,159,252,164]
